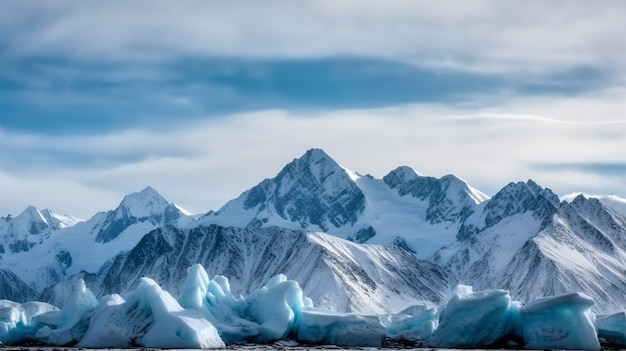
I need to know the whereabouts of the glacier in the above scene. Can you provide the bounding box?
[0,263,619,350]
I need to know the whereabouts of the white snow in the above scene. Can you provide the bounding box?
[0,186,192,291]
[118,186,171,219]
[563,193,626,218]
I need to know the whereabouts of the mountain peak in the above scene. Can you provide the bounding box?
[383,166,421,189]
[119,186,171,219]
[95,186,183,243]
[18,205,44,219]
[483,179,559,228]
[213,149,365,231]
[302,148,332,161]
[10,205,49,235]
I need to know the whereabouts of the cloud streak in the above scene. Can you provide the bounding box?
[2,1,626,78]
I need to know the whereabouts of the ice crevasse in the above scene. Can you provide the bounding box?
[0,263,618,350]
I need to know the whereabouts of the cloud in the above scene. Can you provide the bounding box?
[1,87,626,218]
[2,1,626,78]
[3,56,605,135]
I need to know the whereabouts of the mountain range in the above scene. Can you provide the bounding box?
[2,148,626,314]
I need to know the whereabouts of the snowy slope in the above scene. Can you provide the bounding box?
[0,206,81,254]
[0,187,192,293]
[563,193,626,218]
[435,181,626,313]
[201,148,488,258]
[91,224,452,314]
[0,266,37,302]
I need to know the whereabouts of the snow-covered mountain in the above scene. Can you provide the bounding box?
[0,186,192,292]
[434,181,626,313]
[201,148,488,257]
[0,206,81,254]
[88,225,452,314]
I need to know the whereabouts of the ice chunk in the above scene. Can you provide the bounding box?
[75,294,130,347]
[179,265,259,343]
[296,308,386,347]
[520,292,600,351]
[597,312,626,345]
[179,265,312,343]
[246,274,304,341]
[384,304,438,342]
[0,301,26,344]
[425,288,517,347]
[0,300,59,345]
[35,279,97,345]
[79,277,224,348]
[179,263,210,310]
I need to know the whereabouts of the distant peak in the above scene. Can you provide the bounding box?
[440,174,464,183]
[288,148,358,181]
[118,186,171,218]
[301,148,334,162]
[392,166,421,180]
[440,174,490,204]
[139,186,160,196]
[16,205,45,222]
[383,166,422,190]
[122,186,164,201]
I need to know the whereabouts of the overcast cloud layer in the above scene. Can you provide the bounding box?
[1,1,625,218]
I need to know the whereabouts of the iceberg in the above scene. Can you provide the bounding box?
[296,308,386,347]
[425,287,519,347]
[36,278,97,345]
[179,264,312,343]
[519,292,600,351]
[0,300,58,344]
[383,304,438,342]
[597,312,626,345]
[79,277,224,348]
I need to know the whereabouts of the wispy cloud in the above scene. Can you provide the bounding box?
[2,1,625,78]
[452,113,626,125]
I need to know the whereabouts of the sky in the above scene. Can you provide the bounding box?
[1,1,626,218]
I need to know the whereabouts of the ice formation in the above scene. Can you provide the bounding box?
[425,288,519,347]
[383,304,438,342]
[79,277,224,348]
[0,266,622,349]
[297,309,386,346]
[519,292,600,351]
[36,278,97,345]
[596,312,626,345]
[0,300,59,344]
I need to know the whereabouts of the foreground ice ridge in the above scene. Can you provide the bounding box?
[0,264,621,350]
